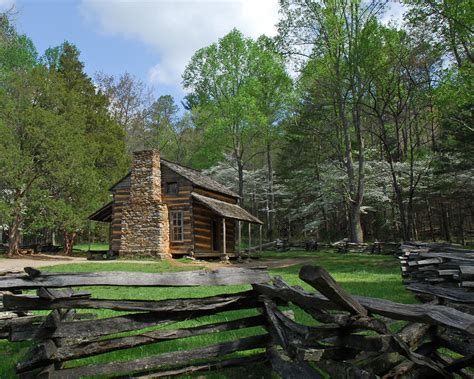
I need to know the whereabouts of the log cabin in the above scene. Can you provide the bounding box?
[88,150,262,260]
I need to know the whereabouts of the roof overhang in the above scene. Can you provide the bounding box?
[88,201,113,222]
[192,193,263,224]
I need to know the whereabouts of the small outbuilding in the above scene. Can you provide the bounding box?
[88,150,262,259]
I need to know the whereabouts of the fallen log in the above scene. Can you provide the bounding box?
[266,346,323,379]
[317,359,378,379]
[406,283,474,304]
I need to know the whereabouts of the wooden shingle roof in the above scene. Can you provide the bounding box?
[160,159,239,198]
[109,159,239,198]
[192,193,263,224]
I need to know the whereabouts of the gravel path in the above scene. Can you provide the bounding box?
[0,255,87,271]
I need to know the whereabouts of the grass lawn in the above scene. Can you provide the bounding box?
[73,243,109,251]
[0,250,415,378]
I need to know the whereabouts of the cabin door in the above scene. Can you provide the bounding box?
[211,219,220,252]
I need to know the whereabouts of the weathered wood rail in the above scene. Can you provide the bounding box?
[1,266,473,378]
[334,240,400,255]
[400,243,474,314]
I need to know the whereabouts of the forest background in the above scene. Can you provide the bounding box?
[0,0,472,255]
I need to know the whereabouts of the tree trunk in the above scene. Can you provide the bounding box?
[266,142,274,241]
[338,93,364,242]
[7,207,22,257]
[441,203,451,242]
[237,159,244,206]
[426,200,435,242]
[63,231,77,255]
[350,204,363,243]
[459,203,465,246]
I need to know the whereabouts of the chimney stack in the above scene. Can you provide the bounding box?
[119,150,170,258]
[129,150,162,202]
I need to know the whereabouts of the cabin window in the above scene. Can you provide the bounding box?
[166,182,178,195]
[170,210,184,242]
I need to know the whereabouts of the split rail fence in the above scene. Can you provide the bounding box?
[400,243,474,315]
[1,266,473,378]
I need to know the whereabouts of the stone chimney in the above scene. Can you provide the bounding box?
[119,150,170,258]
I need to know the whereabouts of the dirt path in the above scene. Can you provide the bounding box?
[0,255,87,271]
[0,254,315,272]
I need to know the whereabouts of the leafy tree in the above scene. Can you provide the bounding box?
[183,28,292,208]
[0,36,127,256]
[45,42,128,253]
[146,95,179,151]
[404,0,473,67]
[0,66,75,255]
[361,25,440,240]
[278,0,387,242]
[0,12,36,76]
[94,72,152,153]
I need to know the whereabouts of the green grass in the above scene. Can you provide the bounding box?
[0,250,416,378]
[73,243,109,252]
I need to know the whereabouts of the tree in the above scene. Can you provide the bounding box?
[404,0,473,68]
[0,12,36,76]
[278,0,387,242]
[146,95,179,152]
[0,66,76,255]
[361,25,440,241]
[248,35,293,239]
[94,72,153,153]
[45,42,128,254]
[0,36,128,256]
[183,28,292,208]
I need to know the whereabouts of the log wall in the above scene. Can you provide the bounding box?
[161,165,194,256]
[192,202,235,258]
[109,166,240,258]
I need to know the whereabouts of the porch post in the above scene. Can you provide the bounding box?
[259,224,262,252]
[238,221,241,257]
[248,223,251,255]
[221,218,228,262]
[88,220,92,252]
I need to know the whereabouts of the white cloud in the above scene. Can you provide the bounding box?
[79,0,279,91]
[0,0,15,11]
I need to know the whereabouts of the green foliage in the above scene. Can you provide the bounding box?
[183,29,292,197]
[39,42,128,238]
[404,0,473,67]
[436,66,474,168]
[0,13,37,75]
[0,19,127,253]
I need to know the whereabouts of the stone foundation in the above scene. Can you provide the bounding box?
[119,150,170,258]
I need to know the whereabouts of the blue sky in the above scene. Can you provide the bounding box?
[12,1,171,91]
[2,0,405,104]
[3,0,280,103]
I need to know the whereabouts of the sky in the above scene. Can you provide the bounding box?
[1,0,406,104]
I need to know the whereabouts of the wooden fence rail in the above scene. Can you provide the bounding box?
[1,266,473,378]
[400,243,474,314]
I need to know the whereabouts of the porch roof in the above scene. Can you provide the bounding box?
[88,201,112,222]
[191,193,263,224]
